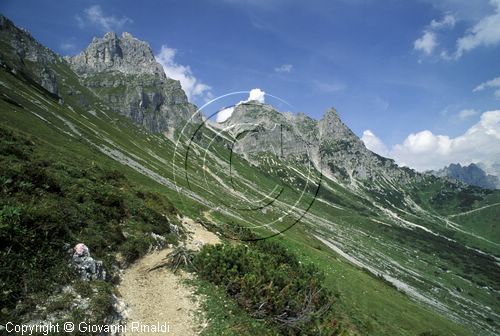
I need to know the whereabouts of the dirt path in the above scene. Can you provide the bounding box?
[118,217,220,336]
[448,202,500,218]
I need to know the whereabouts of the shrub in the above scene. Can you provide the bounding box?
[193,242,338,335]
[118,234,155,264]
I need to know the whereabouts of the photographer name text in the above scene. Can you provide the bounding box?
[2,321,171,335]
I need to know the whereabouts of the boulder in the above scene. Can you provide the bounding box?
[71,243,106,281]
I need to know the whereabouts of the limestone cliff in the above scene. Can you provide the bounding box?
[0,15,60,96]
[66,32,198,134]
[223,102,418,184]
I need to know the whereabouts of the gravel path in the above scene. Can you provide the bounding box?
[118,218,220,335]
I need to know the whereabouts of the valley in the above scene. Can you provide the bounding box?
[0,14,499,336]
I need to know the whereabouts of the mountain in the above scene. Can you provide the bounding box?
[0,15,62,96]
[223,102,417,184]
[1,14,499,336]
[65,31,198,136]
[430,163,500,189]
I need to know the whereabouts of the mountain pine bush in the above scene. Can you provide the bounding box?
[193,241,339,335]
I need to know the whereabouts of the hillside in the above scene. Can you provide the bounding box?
[0,14,499,335]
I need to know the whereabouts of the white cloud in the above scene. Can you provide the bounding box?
[413,3,500,59]
[247,88,266,103]
[155,45,212,102]
[361,130,389,157]
[414,31,438,55]
[366,111,500,171]
[216,107,236,123]
[473,76,500,91]
[274,64,293,73]
[422,0,491,21]
[430,14,457,29]
[473,76,500,99]
[414,14,455,55]
[216,88,266,123]
[455,0,500,58]
[77,5,132,32]
[458,109,479,119]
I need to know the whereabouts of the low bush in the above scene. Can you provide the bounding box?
[118,234,156,264]
[193,241,339,335]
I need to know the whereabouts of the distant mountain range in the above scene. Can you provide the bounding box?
[429,163,500,189]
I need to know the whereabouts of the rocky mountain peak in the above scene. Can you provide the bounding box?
[222,101,416,183]
[103,31,117,40]
[121,32,134,39]
[231,101,278,120]
[0,14,58,65]
[67,31,165,78]
[323,107,340,119]
[63,29,198,134]
[0,15,61,95]
[318,107,362,145]
[430,163,500,189]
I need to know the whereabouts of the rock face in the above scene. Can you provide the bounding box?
[431,163,500,189]
[0,16,198,133]
[71,243,106,281]
[39,67,58,95]
[223,102,417,184]
[0,15,60,95]
[67,32,165,77]
[66,32,198,134]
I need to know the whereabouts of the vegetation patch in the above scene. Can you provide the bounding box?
[0,126,180,324]
[193,241,341,335]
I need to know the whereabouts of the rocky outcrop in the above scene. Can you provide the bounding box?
[225,102,311,161]
[223,102,418,184]
[71,243,106,281]
[430,163,500,189]
[66,32,198,134]
[317,108,416,182]
[67,32,165,77]
[39,67,58,95]
[0,15,60,96]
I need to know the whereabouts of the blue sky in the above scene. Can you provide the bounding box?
[1,0,499,173]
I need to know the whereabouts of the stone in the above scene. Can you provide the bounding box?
[39,67,58,95]
[71,243,106,281]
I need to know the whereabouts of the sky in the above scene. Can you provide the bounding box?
[1,0,499,173]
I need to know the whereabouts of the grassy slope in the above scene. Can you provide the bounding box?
[275,227,473,336]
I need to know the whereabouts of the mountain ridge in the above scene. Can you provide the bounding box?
[430,163,500,190]
[65,31,165,77]
[223,101,420,187]
[0,15,63,96]
[64,28,199,135]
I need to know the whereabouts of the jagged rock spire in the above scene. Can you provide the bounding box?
[65,31,198,134]
[67,31,166,78]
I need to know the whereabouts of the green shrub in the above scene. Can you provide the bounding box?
[118,234,155,263]
[193,241,338,335]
